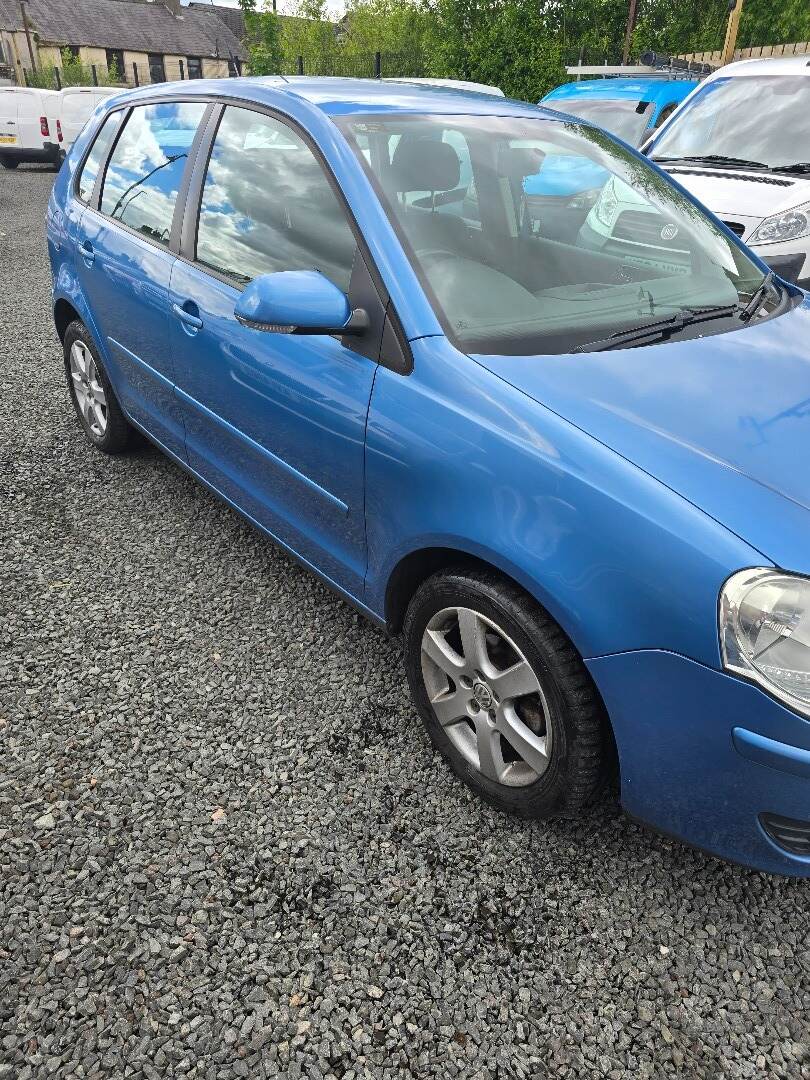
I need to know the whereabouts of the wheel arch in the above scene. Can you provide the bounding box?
[54,297,81,342]
[385,543,579,653]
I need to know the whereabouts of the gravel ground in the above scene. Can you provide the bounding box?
[1,166,808,1080]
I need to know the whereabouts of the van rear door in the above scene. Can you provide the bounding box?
[0,89,20,150]
[16,90,46,149]
[61,89,96,148]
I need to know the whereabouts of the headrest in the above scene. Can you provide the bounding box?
[497,146,545,179]
[391,137,461,193]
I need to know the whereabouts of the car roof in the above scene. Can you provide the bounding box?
[103,75,543,118]
[543,78,697,103]
[705,54,810,79]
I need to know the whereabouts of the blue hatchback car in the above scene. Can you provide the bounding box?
[48,77,810,876]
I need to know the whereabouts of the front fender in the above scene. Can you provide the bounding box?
[365,336,763,668]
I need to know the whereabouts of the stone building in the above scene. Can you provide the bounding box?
[0,0,247,86]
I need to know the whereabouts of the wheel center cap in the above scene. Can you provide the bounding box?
[472,679,494,710]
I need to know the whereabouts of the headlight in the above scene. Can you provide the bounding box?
[749,201,810,245]
[594,180,618,227]
[720,568,810,717]
[567,187,601,212]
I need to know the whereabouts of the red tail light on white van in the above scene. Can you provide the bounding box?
[40,115,50,137]
[57,119,63,143]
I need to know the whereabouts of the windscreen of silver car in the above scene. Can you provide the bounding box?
[650,76,810,172]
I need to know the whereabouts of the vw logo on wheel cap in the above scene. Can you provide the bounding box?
[472,680,494,710]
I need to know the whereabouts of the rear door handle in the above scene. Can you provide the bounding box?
[79,240,94,266]
[172,302,203,331]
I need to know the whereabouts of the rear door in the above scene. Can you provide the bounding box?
[169,104,384,596]
[0,89,19,151]
[74,99,210,456]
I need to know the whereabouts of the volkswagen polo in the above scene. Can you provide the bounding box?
[47,77,810,876]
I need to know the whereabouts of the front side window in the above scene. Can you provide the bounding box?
[546,98,652,145]
[340,113,768,356]
[77,109,124,203]
[100,101,206,246]
[654,102,679,130]
[196,106,357,290]
[650,76,810,171]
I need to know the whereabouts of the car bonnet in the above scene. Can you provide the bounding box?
[472,298,810,574]
[660,166,810,219]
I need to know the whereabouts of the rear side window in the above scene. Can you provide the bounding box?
[77,110,124,203]
[100,101,206,246]
[655,102,679,129]
[195,106,357,290]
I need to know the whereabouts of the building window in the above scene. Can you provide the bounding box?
[63,45,80,61]
[187,56,202,80]
[105,49,125,81]
[148,53,166,83]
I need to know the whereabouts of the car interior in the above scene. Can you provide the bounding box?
[364,124,746,354]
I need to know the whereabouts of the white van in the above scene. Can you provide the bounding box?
[0,86,60,169]
[643,56,810,288]
[56,86,120,162]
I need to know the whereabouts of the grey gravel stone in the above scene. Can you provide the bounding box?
[1,166,809,1080]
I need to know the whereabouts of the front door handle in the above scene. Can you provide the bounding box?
[79,240,94,266]
[172,302,203,331]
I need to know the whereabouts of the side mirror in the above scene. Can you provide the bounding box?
[234,270,368,336]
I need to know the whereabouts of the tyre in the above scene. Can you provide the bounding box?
[404,567,607,819]
[63,320,138,454]
[0,155,19,170]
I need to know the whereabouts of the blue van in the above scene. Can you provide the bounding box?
[524,78,698,241]
[540,77,697,147]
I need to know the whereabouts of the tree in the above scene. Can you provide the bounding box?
[239,0,283,75]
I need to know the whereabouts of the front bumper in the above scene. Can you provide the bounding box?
[587,649,810,876]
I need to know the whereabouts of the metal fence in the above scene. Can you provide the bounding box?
[278,50,429,80]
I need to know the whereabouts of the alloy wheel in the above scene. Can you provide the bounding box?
[420,606,552,787]
[69,340,108,438]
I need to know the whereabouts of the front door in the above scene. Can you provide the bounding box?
[75,100,207,457]
[169,105,380,597]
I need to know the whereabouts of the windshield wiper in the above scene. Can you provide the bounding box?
[770,162,810,175]
[652,154,769,170]
[573,305,739,353]
[739,271,776,322]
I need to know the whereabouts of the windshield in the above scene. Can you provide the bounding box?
[339,114,766,355]
[546,97,651,145]
[651,76,810,170]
